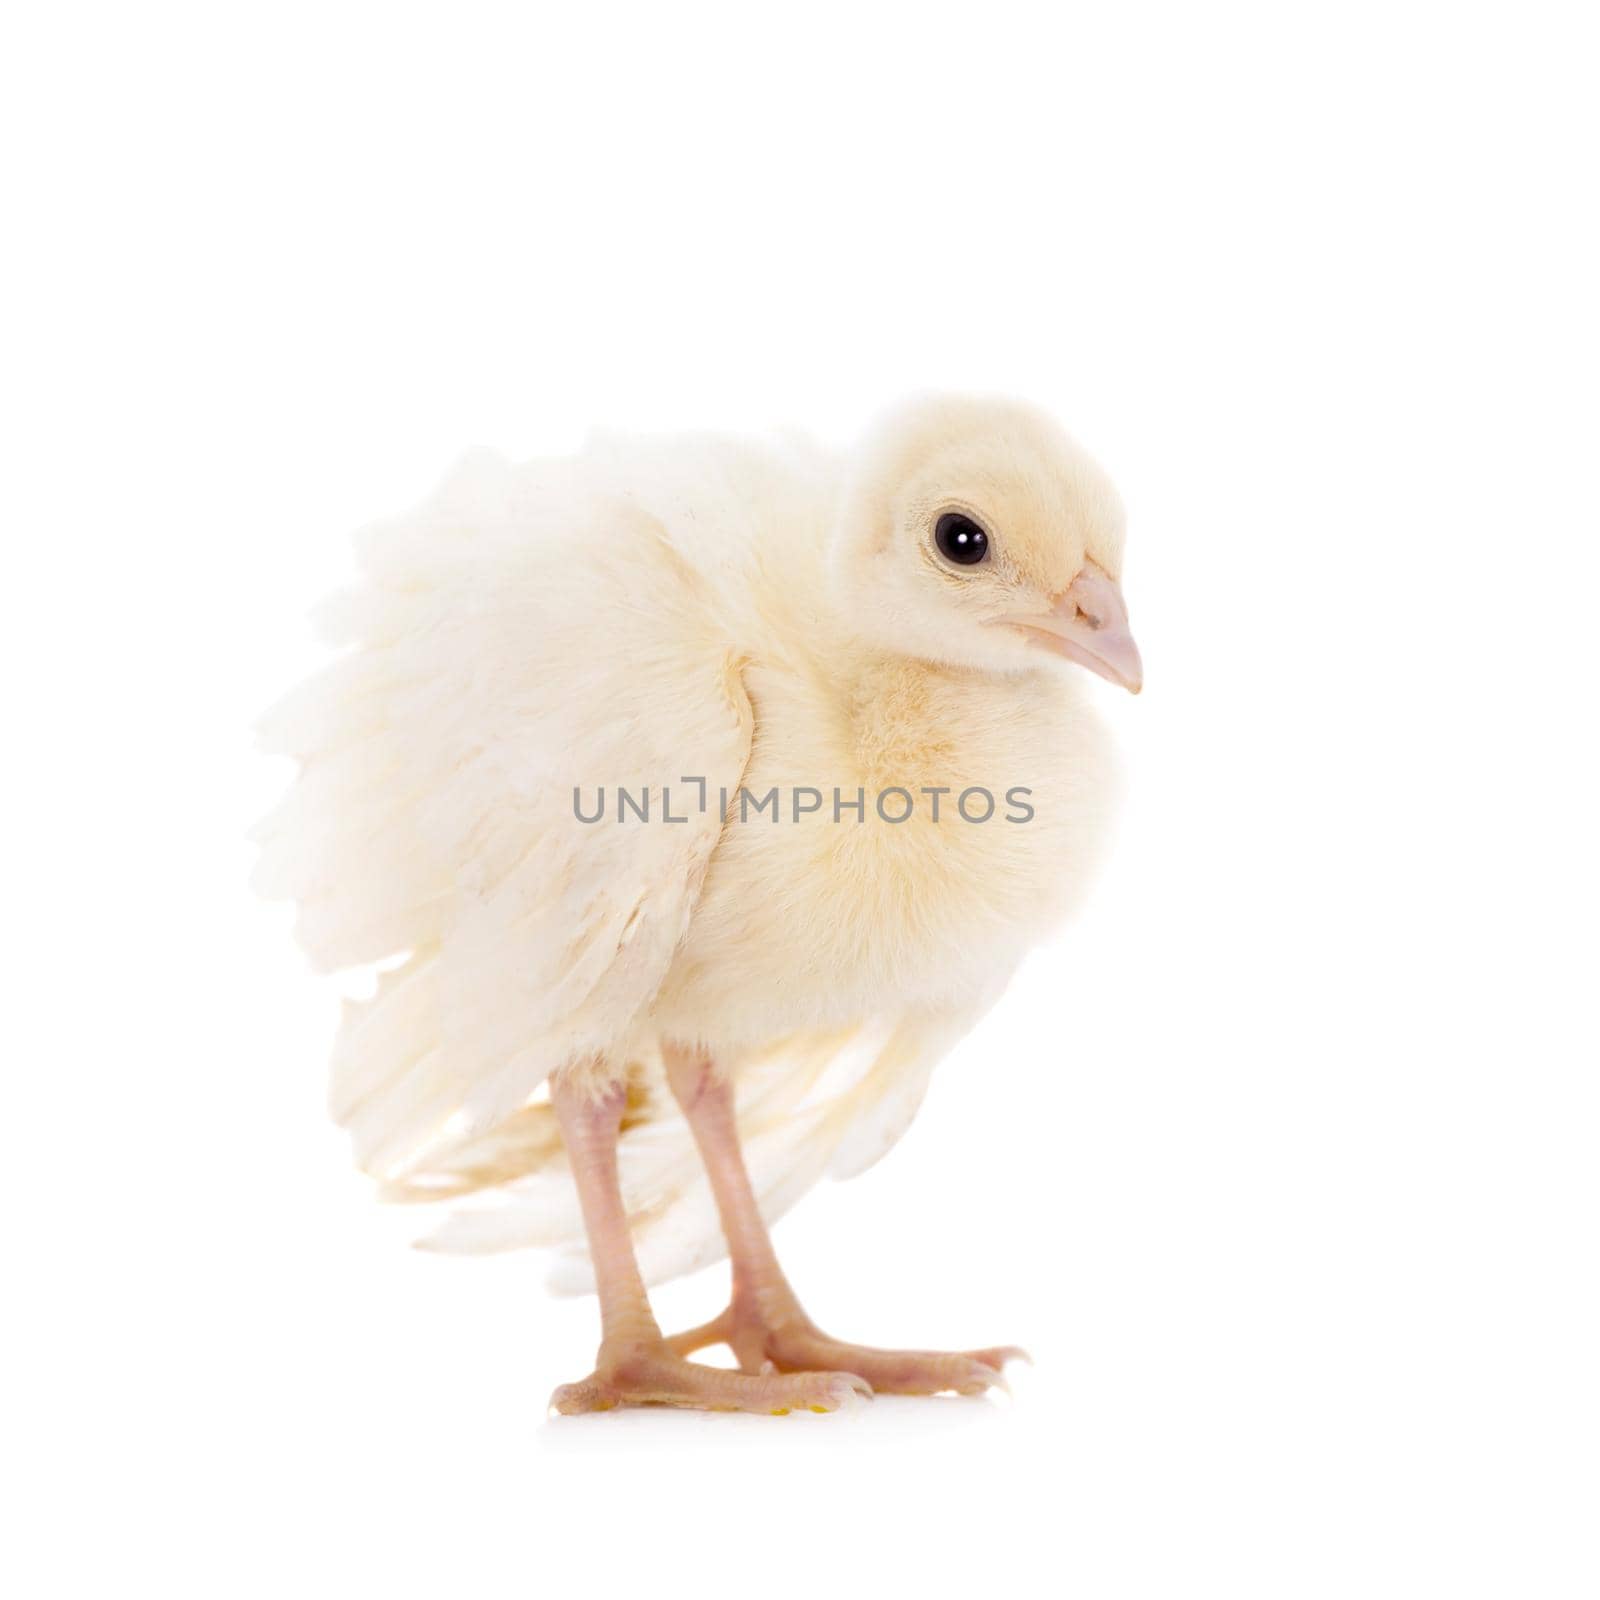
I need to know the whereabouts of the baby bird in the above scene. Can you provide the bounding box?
[256,394,1140,1414]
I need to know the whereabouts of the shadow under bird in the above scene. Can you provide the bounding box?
[255,393,1142,1414]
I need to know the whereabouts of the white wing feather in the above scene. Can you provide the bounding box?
[255,451,753,1183]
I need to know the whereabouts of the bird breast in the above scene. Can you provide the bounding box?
[651,652,1116,1049]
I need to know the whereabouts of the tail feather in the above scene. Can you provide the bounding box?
[409,1013,967,1290]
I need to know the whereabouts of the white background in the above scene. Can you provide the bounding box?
[5,3,1597,1596]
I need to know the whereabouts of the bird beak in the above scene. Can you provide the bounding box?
[1007,563,1143,693]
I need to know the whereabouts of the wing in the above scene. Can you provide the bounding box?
[254,451,753,1181]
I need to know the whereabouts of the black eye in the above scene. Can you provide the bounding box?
[934,512,989,567]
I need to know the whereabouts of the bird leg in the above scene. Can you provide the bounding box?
[547,1068,871,1415]
[661,1044,1026,1397]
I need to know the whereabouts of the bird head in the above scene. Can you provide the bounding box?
[831,394,1142,691]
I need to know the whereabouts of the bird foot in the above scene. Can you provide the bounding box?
[548,1339,872,1416]
[665,1302,1028,1397]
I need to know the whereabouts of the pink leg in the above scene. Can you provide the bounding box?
[548,1069,871,1415]
[662,1045,1026,1397]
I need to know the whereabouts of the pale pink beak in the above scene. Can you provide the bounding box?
[1007,563,1143,693]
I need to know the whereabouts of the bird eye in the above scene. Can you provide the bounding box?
[934,512,989,567]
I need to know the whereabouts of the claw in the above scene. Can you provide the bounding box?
[956,1360,1010,1397]
[946,1360,994,1396]
[806,1371,874,1413]
[972,1345,1032,1371]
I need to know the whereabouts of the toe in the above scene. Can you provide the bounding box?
[769,1369,873,1414]
[549,1348,872,1416]
[775,1339,1022,1397]
[549,1377,616,1415]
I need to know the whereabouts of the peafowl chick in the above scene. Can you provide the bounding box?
[255,393,1141,1414]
